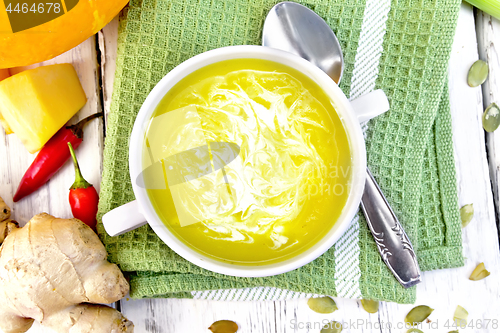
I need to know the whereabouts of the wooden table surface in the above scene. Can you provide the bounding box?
[1,3,499,333]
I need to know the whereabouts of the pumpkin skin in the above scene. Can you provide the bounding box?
[0,0,129,68]
[0,69,9,81]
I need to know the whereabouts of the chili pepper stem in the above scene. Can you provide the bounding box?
[68,142,92,190]
[70,112,104,138]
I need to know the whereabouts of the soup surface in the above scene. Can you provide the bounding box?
[143,58,352,265]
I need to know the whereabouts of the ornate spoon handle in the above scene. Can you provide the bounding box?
[360,168,422,288]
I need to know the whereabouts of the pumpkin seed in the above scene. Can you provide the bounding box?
[360,299,379,313]
[454,305,468,327]
[320,321,343,333]
[459,204,474,228]
[307,296,338,314]
[483,103,500,132]
[406,329,424,333]
[208,320,238,333]
[469,262,491,281]
[467,60,489,87]
[404,305,434,325]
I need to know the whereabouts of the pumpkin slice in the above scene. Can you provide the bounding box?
[0,69,9,81]
[0,0,129,68]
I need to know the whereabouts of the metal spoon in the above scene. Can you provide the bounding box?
[263,1,421,288]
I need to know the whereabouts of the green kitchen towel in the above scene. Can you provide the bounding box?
[97,0,464,304]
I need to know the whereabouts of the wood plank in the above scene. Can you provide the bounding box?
[121,298,278,332]
[0,38,104,332]
[98,16,120,125]
[475,10,500,230]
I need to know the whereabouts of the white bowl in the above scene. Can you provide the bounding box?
[104,45,368,277]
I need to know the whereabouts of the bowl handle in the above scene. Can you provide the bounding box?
[102,200,148,236]
[350,89,390,123]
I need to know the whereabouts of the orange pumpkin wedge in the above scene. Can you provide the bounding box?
[0,0,129,68]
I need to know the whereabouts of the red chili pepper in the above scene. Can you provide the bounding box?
[68,142,99,230]
[13,113,103,202]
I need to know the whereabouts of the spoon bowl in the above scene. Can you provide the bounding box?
[263,1,343,84]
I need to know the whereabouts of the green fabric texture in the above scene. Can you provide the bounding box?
[97,0,464,304]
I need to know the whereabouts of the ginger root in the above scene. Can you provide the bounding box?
[0,213,134,333]
[0,196,17,244]
[0,219,18,244]
[0,196,11,221]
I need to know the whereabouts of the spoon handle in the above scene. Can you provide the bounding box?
[360,168,422,288]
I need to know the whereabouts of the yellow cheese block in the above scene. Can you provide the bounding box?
[0,64,86,153]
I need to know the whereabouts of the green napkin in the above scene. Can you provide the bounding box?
[97,0,464,304]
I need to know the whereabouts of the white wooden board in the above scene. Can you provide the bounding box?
[0,3,498,333]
